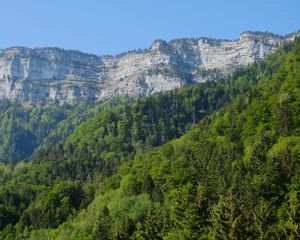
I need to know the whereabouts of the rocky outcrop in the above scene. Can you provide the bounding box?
[0,31,298,104]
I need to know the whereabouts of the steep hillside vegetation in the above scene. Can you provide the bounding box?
[0,98,128,162]
[0,39,299,239]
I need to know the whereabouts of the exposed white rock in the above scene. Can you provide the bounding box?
[0,31,298,104]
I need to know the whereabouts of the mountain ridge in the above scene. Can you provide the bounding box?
[2,30,298,55]
[0,30,299,104]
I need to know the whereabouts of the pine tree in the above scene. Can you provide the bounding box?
[92,206,112,240]
[209,193,245,240]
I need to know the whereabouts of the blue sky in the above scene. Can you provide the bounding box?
[0,0,299,55]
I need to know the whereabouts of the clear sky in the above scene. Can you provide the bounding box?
[0,0,299,55]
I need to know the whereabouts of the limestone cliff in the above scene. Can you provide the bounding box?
[0,31,298,104]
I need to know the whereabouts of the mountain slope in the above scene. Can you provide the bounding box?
[28,37,300,240]
[0,31,298,104]
[31,58,278,181]
[0,37,298,239]
[0,30,293,163]
[0,98,129,163]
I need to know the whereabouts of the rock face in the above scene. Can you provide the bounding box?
[0,31,298,104]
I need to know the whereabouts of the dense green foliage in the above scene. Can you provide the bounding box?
[32,55,282,182]
[0,98,128,163]
[0,39,299,239]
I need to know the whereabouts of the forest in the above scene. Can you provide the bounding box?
[0,38,299,239]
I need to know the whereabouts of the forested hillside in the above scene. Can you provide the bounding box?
[0,39,299,239]
[0,98,128,162]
